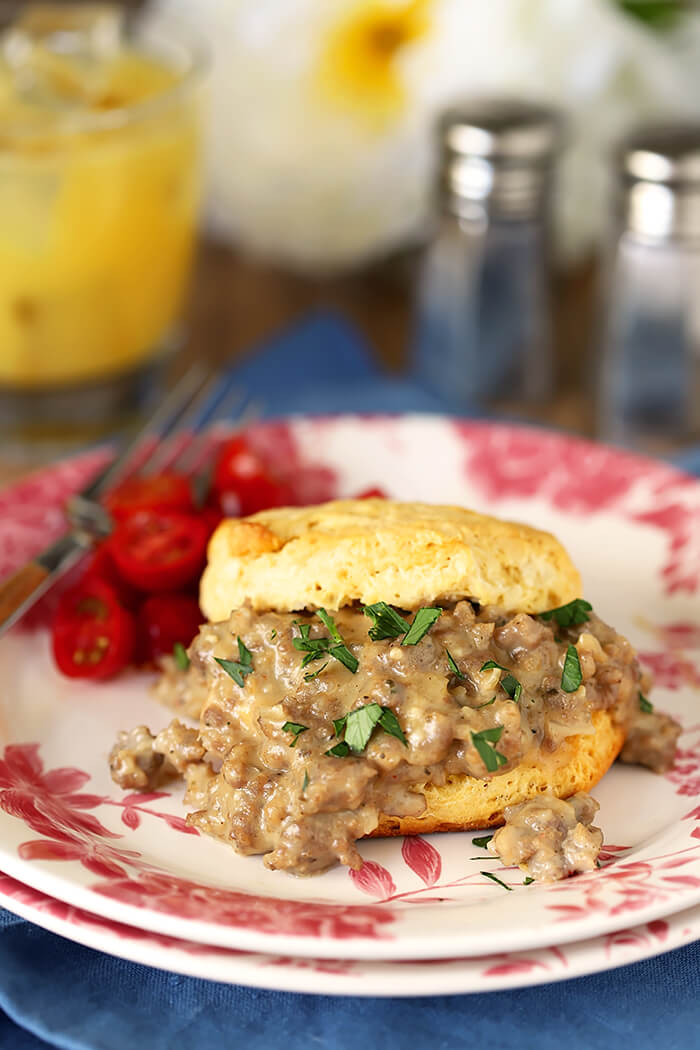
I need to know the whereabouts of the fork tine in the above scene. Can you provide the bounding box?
[79,363,210,501]
[170,382,249,476]
[139,370,229,476]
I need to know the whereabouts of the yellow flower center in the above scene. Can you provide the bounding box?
[315,0,431,128]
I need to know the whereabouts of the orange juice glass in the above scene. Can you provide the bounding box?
[0,5,205,451]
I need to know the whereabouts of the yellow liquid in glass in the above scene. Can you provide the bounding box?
[0,45,201,388]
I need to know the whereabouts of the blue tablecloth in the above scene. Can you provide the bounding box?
[1,313,698,1050]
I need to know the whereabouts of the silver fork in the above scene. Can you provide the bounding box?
[0,366,253,637]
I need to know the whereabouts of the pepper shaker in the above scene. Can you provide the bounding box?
[596,125,700,453]
[412,99,562,410]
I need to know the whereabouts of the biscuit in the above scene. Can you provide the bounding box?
[201,499,581,620]
[373,710,624,837]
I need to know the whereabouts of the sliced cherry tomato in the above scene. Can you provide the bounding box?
[106,510,209,593]
[104,472,193,520]
[213,436,292,516]
[135,594,202,666]
[355,486,388,499]
[81,544,140,610]
[51,579,135,680]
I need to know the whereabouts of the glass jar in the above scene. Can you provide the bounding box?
[0,4,206,455]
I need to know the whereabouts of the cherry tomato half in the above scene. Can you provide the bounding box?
[81,544,140,610]
[106,510,209,593]
[135,594,202,666]
[355,487,388,499]
[51,579,135,680]
[213,436,292,516]
[104,472,193,520]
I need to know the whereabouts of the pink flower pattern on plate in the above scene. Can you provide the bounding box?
[454,421,700,595]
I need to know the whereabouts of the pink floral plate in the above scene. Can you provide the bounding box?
[0,868,697,996]
[0,416,699,963]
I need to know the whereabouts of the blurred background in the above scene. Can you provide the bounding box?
[2,0,700,470]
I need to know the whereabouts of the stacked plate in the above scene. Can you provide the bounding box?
[0,417,698,996]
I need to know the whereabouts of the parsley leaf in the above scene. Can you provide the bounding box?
[173,642,190,671]
[303,662,328,682]
[326,741,351,757]
[481,871,512,891]
[446,649,467,679]
[344,703,384,752]
[282,721,308,747]
[471,727,508,772]
[302,770,309,792]
[480,661,522,703]
[402,607,442,646]
[561,644,582,692]
[270,629,277,641]
[501,674,522,704]
[215,637,254,688]
[363,602,410,641]
[476,696,496,709]
[327,703,408,756]
[523,876,535,886]
[377,707,408,746]
[362,603,441,647]
[292,613,359,674]
[472,834,493,849]
[639,691,654,714]
[539,598,592,628]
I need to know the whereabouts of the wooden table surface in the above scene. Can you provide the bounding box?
[0,236,596,485]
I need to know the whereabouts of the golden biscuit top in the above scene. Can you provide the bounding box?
[200,499,582,620]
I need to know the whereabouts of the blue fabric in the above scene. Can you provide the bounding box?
[1,311,698,1049]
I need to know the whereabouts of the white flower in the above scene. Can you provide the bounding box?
[153,0,700,270]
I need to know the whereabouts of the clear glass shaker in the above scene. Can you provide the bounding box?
[597,126,700,453]
[412,100,562,411]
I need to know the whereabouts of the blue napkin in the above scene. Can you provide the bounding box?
[1,312,698,1050]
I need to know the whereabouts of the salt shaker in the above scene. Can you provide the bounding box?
[412,99,562,410]
[597,125,700,452]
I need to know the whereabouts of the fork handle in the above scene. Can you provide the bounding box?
[0,561,51,633]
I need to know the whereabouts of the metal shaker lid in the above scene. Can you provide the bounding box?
[437,99,563,219]
[616,123,700,241]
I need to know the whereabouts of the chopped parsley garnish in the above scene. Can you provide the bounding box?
[402,607,442,646]
[446,649,467,680]
[476,696,496,709]
[561,644,582,693]
[480,661,522,703]
[639,691,654,714]
[282,721,308,747]
[173,642,190,671]
[215,637,254,688]
[326,741,351,758]
[523,876,535,886]
[362,603,442,646]
[292,611,359,674]
[326,702,408,757]
[269,629,277,640]
[303,662,328,682]
[539,598,592,628]
[471,727,508,772]
[343,703,384,752]
[363,602,410,641]
[375,706,407,745]
[472,834,493,849]
[480,871,512,891]
[302,770,309,792]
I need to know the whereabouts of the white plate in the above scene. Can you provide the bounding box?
[0,869,697,996]
[0,416,699,962]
